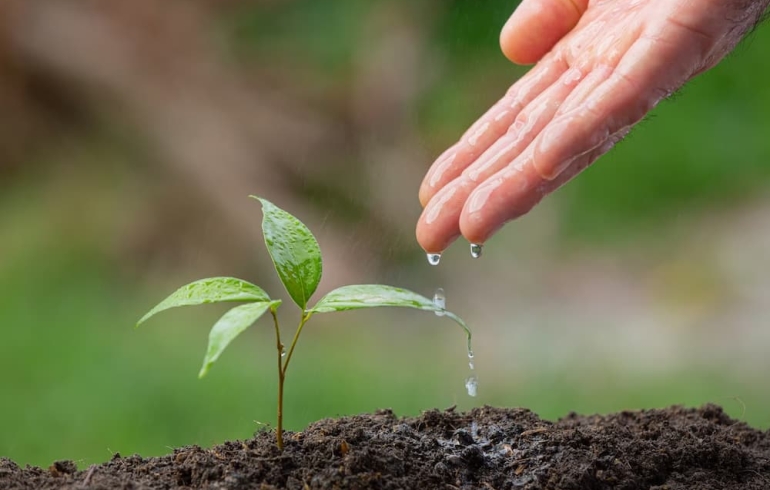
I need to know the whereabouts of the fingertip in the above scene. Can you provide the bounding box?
[417,179,477,253]
[500,0,586,65]
[459,220,494,247]
[415,218,460,254]
[458,180,503,245]
[500,15,542,65]
[418,186,430,208]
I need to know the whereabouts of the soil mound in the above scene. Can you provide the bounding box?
[2,404,769,489]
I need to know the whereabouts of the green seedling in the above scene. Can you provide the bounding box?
[137,196,471,450]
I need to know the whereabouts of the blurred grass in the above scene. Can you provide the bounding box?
[3,0,770,469]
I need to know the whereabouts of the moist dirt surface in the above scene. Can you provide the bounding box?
[2,404,769,489]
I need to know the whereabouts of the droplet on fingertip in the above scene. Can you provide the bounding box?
[470,243,482,258]
[427,253,442,266]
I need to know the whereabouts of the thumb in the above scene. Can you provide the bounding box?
[500,0,588,65]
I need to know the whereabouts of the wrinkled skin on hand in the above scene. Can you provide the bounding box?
[417,0,769,253]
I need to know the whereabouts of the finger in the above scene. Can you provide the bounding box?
[416,179,476,253]
[463,66,584,184]
[416,66,584,253]
[418,55,568,207]
[459,128,629,244]
[500,0,589,65]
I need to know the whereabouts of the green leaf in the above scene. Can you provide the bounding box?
[251,196,322,310]
[309,284,472,351]
[137,277,271,326]
[199,300,280,378]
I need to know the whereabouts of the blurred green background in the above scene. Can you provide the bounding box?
[2,0,770,468]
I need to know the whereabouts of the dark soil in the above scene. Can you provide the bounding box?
[2,404,769,489]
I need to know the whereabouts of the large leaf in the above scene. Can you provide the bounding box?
[309,284,472,350]
[137,277,270,326]
[252,196,322,309]
[199,300,280,377]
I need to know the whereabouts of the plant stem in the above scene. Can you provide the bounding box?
[282,312,309,374]
[274,311,310,451]
[270,308,285,451]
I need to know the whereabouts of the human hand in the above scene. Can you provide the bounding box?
[416,0,768,254]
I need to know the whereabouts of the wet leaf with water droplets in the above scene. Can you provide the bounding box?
[137,277,272,326]
[199,300,281,378]
[308,285,472,350]
[252,196,322,310]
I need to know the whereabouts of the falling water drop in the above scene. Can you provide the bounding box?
[465,374,478,397]
[433,288,446,316]
[427,253,442,266]
[470,243,483,258]
[465,349,477,396]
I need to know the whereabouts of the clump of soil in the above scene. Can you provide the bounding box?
[2,404,769,489]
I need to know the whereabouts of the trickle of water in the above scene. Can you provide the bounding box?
[427,253,442,266]
[470,243,483,258]
[465,349,477,396]
[465,374,478,397]
[433,288,446,316]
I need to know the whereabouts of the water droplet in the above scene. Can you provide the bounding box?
[427,253,441,266]
[433,288,446,316]
[281,348,286,358]
[470,243,482,258]
[466,349,477,392]
[465,374,478,397]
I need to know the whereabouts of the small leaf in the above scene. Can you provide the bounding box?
[310,284,446,312]
[251,196,322,309]
[199,300,280,378]
[137,277,271,326]
[309,284,472,350]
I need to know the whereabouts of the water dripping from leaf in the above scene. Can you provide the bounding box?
[465,374,478,397]
[433,288,446,316]
[465,349,477,396]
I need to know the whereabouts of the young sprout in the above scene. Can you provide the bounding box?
[137,196,472,450]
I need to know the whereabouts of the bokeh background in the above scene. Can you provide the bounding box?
[2,0,770,468]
